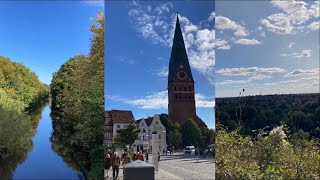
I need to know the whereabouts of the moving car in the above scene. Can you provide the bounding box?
[184,146,195,154]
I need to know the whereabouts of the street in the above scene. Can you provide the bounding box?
[152,152,215,180]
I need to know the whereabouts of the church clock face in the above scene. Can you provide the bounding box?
[177,70,187,80]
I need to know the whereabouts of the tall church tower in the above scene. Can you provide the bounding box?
[168,14,206,127]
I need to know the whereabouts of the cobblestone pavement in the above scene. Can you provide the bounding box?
[154,153,215,180]
[105,153,215,180]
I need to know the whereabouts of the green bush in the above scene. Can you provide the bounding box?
[216,125,320,179]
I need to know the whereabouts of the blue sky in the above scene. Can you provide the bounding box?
[105,1,215,128]
[0,1,103,85]
[215,0,319,97]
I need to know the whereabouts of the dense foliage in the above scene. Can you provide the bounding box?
[160,114,214,150]
[50,12,104,179]
[0,56,48,178]
[114,120,140,148]
[216,93,320,139]
[216,126,320,179]
[216,93,320,179]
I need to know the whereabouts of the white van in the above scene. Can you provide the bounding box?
[184,146,195,154]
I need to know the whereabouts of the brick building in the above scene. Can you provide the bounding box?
[168,15,207,127]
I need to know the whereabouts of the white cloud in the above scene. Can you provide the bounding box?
[154,66,168,77]
[128,2,215,85]
[234,38,262,45]
[260,13,293,34]
[215,39,231,50]
[260,0,320,35]
[271,0,310,25]
[108,91,214,109]
[195,93,215,107]
[208,11,215,21]
[216,79,248,86]
[253,76,320,95]
[280,49,312,58]
[215,16,248,37]
[155,2,172,15]
[307,21,320,30]
[216,67,286,77]
[288,42,295,48]
[284,68,319,77]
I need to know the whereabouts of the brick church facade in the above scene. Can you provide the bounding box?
[168,15,206,128]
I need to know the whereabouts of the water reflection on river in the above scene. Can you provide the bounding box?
[8,105,80,179]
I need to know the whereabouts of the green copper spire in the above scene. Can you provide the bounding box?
[168,14,194,86]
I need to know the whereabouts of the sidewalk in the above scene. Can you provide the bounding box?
[105,163,181,180]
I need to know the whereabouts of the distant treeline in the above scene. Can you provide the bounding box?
[50,12,104,179]
[216,93,320,138]
[0,56,49,177]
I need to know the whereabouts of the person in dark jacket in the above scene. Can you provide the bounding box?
[105,154,111,179]
[111,152,120,180]
[158,151,160,162]
[133,152,137,161]
[145,152,149,162]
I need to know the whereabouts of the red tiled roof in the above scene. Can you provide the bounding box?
[136,117,153,126]
[145,117,153,126]
[105,110,134,124]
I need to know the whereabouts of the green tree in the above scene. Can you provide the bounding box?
[50,11,104,179]
[167,130,182,149]
[181,119,202,147]
[114,121,140,148]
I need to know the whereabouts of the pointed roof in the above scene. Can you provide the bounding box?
[136,117,153,126]
[105,110,134,124]
[168,14,194,85]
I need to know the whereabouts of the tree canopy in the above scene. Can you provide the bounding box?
[50,11,104,179]
[114,120,140,148]
[0,56,48,177]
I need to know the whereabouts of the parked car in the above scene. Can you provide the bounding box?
[184,146,195,154]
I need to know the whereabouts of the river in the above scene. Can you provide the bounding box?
[12,105,80,179]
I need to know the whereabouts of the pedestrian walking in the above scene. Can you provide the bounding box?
[145,152,149,162]
[105,154,111,179]
[111,152,120,180]
[133,152,137,161]
[137,151,144,161]
[122,152,131,165]
[158,151,160,162]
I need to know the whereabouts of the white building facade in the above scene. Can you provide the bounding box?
[134,114,166,154]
